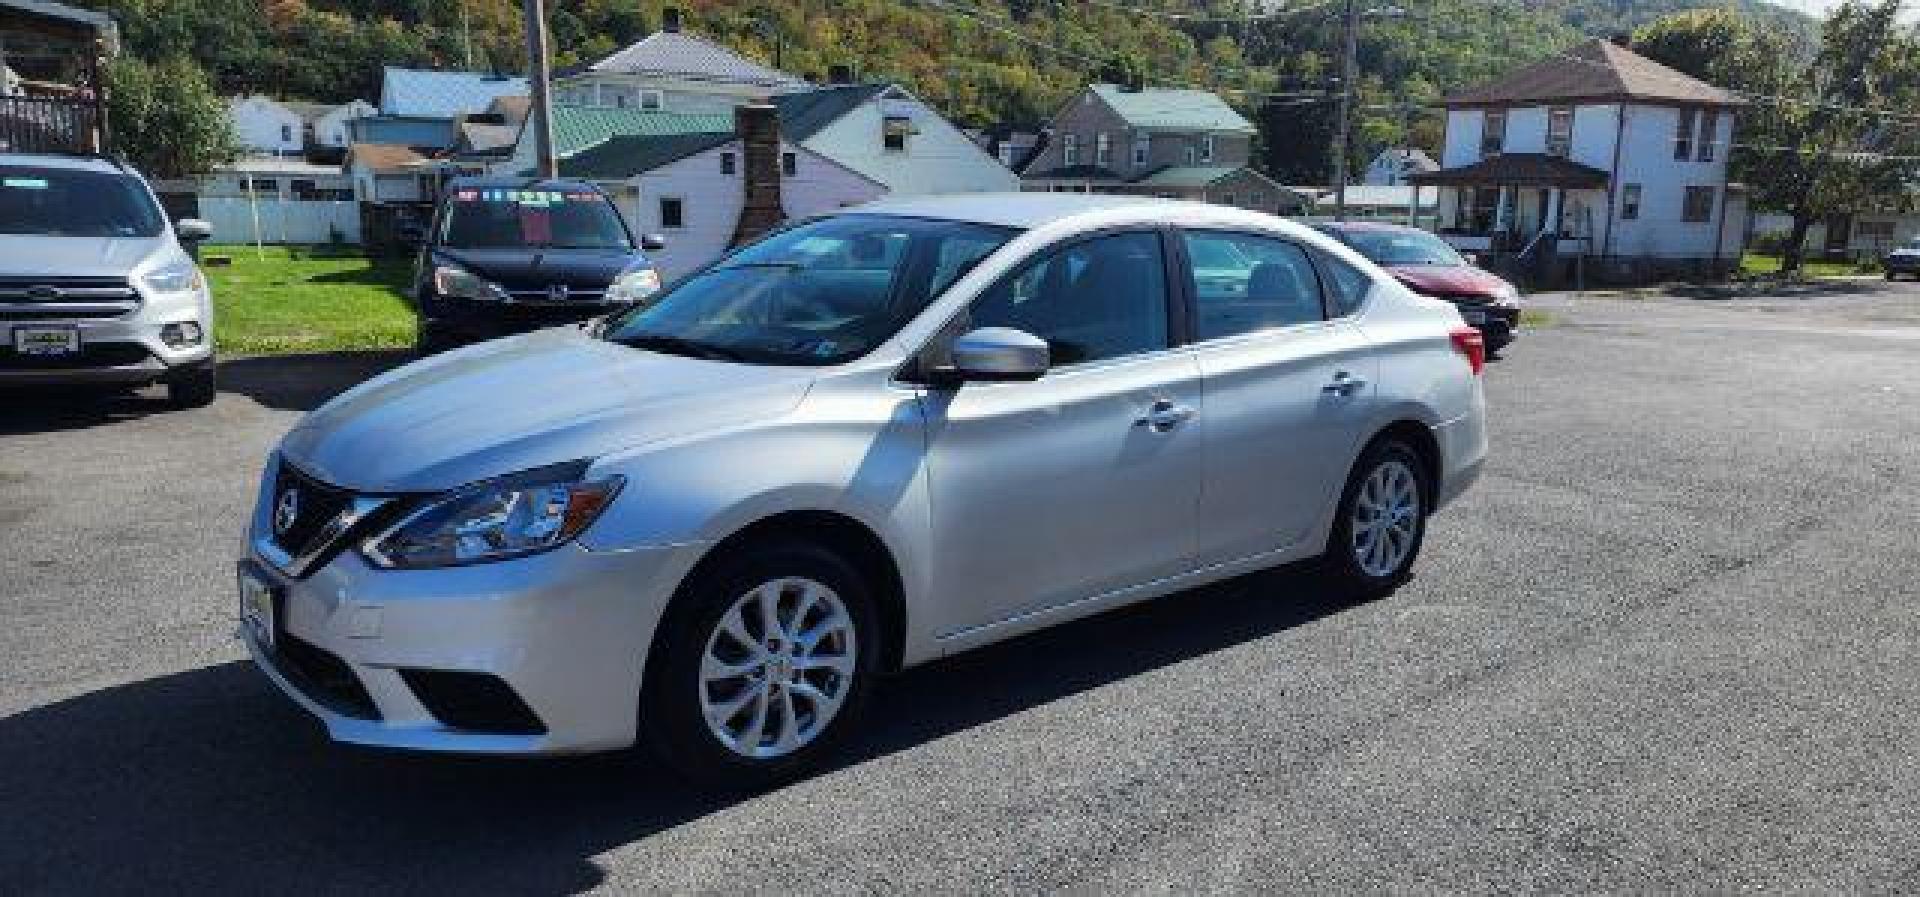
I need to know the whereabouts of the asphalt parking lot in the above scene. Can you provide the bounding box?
[4,282,1920,893]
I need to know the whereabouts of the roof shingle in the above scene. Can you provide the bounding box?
[588,31,808,88]
[548,107,735,157]
[381,68,529,119]
[1090,84,1254,134]
[1407,153,1609,188]
[1442,39,1743,108]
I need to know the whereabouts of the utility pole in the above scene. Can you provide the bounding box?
[1332,0,1359,222]
[523,0,557,178]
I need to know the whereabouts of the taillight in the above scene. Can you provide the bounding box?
[1450,326,1485,375]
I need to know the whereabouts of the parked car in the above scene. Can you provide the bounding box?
[239,195,1487,785]
[1315,221,1521,353]
[411,176,665,353]
[0,153,217,407]
[1883,238,1920,280]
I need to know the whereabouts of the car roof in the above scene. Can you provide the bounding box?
[1314,220,1424,235]
[447,175,604,192]
[0,153,132,176]
[850,192,1217,229]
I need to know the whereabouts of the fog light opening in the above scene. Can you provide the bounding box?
[160,321,204,348]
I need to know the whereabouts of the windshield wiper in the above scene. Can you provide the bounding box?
[613,333,746,362]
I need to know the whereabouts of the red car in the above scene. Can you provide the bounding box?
[1316,221,1520,353]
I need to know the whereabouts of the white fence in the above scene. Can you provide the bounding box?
[197,197,362,245]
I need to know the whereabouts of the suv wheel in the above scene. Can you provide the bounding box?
[165,361,218,409]
[641,540,879,789]
[1321,438,1428,598]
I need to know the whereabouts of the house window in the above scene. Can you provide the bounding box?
[660,197,685,229]
[1546,107,1573,158]
[1250,190,1264,208]
[1095,132,1110,167]
[1479,110,1506,157]
[1201,133,1215,163]
[1132,134,1150,166]
[782,152,797,176]
[1621,184,1642,220]
[244,178,278,193]
[1675,108,1697,160]
[1219,191,1235,205]
[1698,109,1718,162]
[1682,186,1715,223]
[639,90,664,111]
[883,115,911,151]
[1062,134,1078,166]
[280,124,293,143]
[720,152,736,175]
[1184,143,1197,165]
[999,144,1015,166]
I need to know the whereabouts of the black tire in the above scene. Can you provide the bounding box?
[1319,438,1430,599]
[640,539,881,790]
[165,361,217,409]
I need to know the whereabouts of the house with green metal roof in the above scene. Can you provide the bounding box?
[1020,83,1294,215]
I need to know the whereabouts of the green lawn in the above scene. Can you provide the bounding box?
[1738,253,1867,279]
[202,245,416,354]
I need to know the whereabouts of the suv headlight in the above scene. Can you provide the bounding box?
[1489,282,1521,308]
[361,461,623,569]
[144,261,204,294]
[606,263,663,304]
[434,264,511,302]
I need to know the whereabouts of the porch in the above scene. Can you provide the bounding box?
[1409,153,1608,288]
[0,0,117,153]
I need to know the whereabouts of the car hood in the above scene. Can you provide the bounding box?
[280,327,816,493]
[0,235,170,278]
[435,246,644,289]
[1385,264,1511,301]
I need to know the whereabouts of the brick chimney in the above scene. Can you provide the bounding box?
[729,103,785,248]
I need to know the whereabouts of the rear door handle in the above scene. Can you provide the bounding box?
[1136,399,1195,432]
[1322,372,1368,396]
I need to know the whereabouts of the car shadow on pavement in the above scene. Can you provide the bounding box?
[1667,279,1891,301]
[0,563,1360,893]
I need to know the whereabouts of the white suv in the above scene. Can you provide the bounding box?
[0,153,216,407]
[239,195,1487,786]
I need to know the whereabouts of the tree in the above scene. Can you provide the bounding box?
[106,56,238,179]
[1637,1,1920,273]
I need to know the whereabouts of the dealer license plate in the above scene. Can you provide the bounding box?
[238,564,279,650]
[12,326,79,356]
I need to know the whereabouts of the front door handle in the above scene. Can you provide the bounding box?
[1322,371,1368,397]
[1136,399,1195,432]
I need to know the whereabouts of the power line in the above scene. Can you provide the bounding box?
[1074,0,1344,22]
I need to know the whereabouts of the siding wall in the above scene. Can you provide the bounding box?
[313,101,376,149]
[230,98,303,154]
[617,139,886,281]
[802,91,1017,195]
[1605,104,1733,259]
[554,76,777,115]
[1020,89,1252,178]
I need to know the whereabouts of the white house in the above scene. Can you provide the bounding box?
[778,82,1016,195]
[309,99,376,150]
[553,8,810,115]
[228,95,304,155]
[1363,148,1438,186]
[345,142,439,203]
[1411,39,1748,282]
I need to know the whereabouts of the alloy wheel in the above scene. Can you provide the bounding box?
[1350,459,1421,578]
[698,577,858,760]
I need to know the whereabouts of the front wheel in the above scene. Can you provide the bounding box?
[1320,439,1429,599]
[641,540,879,789]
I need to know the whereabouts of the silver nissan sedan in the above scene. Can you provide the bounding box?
[238,194,1487,785]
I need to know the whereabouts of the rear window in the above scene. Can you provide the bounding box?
[0,166,164,238]
[439,188,631,250]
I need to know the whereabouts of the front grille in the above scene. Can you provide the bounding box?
[399,669,547,735]
[505,288,608,303]
[269,461,357,560]
[0,342,151,370]
[0,276,141,321]
[276,633,380,720]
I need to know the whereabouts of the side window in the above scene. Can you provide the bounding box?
[1314,249,1374,317]
[967,231,1169,366]
[1181,231,1325,340]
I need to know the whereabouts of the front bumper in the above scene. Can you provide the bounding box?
[1453,304,1519,349]
[0,313,213,385]
[421,295,629,344]
[240,536,704,755]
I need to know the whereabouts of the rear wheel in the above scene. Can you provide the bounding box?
[641,540,878,789]
[165,361,217,409]
[1320,439,1429,598]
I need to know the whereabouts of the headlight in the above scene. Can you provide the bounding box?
[606,264,663,304]
[144,261,204,294]
[1489,283,1521,308]
[433,264,511,302]
[361,461,624,569]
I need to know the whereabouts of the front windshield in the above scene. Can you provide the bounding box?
[1343,229,1467,267]
[440,187,631,249]
[0,166,164,238]
[603,214,1017,366]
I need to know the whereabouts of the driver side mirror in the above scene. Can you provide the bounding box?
[945,327,1049,384]
[175,218,213,242]
[641,233,667,252]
